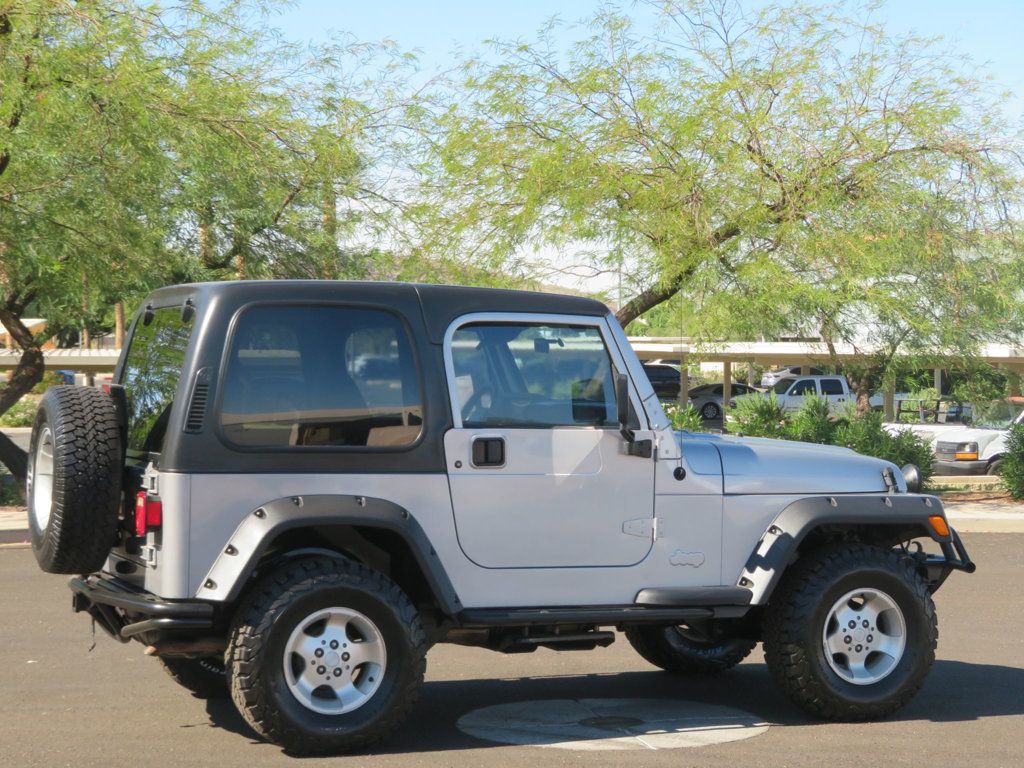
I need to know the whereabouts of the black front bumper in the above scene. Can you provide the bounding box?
[933,459,989,476]
[69,573,215,642]
[917,527,976,591]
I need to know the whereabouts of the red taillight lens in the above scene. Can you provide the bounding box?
[134,491,163,537]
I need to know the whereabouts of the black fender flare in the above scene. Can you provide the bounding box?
[195,494,462,615]
[737,493,950,605]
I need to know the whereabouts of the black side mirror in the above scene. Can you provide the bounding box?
[615,373,652,458]
[615,374,631,433]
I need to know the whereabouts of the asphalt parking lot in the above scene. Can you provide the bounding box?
[1,532,1022,768]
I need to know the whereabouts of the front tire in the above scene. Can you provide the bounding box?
[227,556,426,755]
[763,543,937,721]
[625,624,755,674]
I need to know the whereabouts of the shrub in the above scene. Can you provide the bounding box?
[834,411,935,486]
[30,371,66,395]
[729,393,786,438]
[786,394,835,444]
[1001,423,1024,500]
[0,478,22,506]
[662,402,704,432]
[0,398,38,428]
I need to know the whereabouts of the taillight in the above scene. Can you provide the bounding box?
[134,491,163,537]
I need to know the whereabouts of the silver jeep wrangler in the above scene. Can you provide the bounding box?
[26,281,974,754]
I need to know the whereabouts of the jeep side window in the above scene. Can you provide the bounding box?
[121,306,194,456]
[219,305,422,448]
[452,322,617,428]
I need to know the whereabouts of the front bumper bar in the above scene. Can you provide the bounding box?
[916,527,976,591]
[69,573,214,642]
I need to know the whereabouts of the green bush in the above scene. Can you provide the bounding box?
[833,411,935,486]
[729,393,786,438]
[786,394,835,444]
[0,398,38,428]
[662,402,704,432]
[0,479,22,506]
[1001,423,1024,499]
[30,371,65,395]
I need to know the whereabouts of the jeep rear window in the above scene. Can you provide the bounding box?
[121,306,194,455]
[219,305,422,449]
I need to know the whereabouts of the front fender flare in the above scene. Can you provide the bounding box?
[737,494,949,605]
[195,494,461,615]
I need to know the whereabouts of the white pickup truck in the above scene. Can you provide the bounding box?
[768,374,885,412]
[770,374,856,411]
[770,372,913,415]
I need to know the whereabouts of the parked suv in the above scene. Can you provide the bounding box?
[27,281,974,754]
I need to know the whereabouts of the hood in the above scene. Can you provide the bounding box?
[677,432,902,495]
[932,426,1007,451]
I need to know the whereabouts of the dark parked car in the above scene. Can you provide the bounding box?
[641,363,683,399]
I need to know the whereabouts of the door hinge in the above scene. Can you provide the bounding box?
[622,517,660,539]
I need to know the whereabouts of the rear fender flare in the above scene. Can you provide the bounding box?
[737,494,949,605]
[195,494,461,615]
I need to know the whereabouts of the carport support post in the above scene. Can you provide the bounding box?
[934,368,943,395]
[722,360,732,424]
[747,360,755,386]
[800,364,811,375]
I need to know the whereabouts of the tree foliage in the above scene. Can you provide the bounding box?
[417,0,1023,404]
[0,0,407,480]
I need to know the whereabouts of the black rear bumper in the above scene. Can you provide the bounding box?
[69,573,214,642]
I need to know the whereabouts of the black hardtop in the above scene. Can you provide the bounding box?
[145,280,611,343]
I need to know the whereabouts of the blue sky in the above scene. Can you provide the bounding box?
[270,0,1024,120]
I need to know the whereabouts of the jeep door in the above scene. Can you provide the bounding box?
[443,313,655,569]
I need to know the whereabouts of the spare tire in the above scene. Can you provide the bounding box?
[28,386,123,574]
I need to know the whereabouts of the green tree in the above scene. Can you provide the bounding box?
[418,1,1023,409]
[0,1,398,481]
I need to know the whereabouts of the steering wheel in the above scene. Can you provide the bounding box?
[461,387,494,423]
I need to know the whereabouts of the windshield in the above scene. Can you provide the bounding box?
[970,400,1024,429]
[772,379,793,394]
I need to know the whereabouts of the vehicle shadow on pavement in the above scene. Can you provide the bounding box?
[199,660,1024,755]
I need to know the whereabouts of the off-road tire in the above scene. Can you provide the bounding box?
[160,656,229,699]
[28,386,122,574]
[625,625,755,674]
[763,543,937,721]
[227,556,426,755]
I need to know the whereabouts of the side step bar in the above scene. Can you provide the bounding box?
[457,605,716,627]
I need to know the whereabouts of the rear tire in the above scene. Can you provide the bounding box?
[227,556,426,755]
[625,625,755,674]
[763,543,937,721]
[28,386,123,574]
[160,657,229,699]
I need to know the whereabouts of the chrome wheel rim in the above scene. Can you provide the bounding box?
[822,587,906,685]
[283,606,387,715]
[29,427,54,532]
[701,403,719,419]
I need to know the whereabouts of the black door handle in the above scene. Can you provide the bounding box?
[471,437,505,467]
